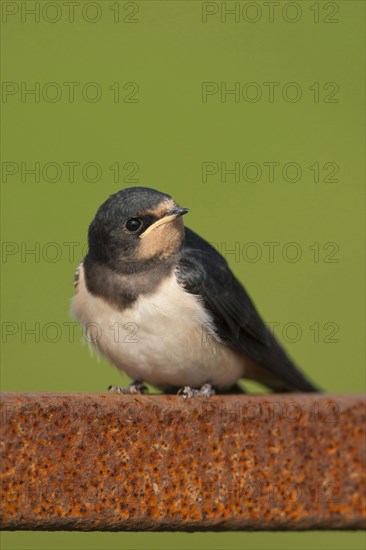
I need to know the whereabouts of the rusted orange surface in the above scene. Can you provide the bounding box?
[0,393,365,531]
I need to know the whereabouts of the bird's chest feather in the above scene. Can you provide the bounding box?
[71,264,244,387]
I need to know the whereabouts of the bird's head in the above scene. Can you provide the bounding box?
[87,187,189,270]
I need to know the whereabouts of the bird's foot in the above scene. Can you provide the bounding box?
[178,383,215,400]
[108,381,147,395]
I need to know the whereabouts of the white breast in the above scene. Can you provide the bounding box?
[71,265,246,389]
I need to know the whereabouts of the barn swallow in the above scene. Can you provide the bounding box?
[72,186,318,397]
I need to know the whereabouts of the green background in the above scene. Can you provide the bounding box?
[1,0,365,548]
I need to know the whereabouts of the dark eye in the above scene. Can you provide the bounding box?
[126,218,142,232]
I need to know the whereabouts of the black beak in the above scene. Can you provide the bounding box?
[139,205,189,239]
[170,207,189,217]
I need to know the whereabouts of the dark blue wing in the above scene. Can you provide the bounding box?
[176,228,318,392]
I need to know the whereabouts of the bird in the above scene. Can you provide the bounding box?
[71,186,319,397]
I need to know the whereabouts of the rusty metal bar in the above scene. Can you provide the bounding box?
[0,392,365,531]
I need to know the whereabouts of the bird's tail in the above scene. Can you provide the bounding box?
[262,338,321,393]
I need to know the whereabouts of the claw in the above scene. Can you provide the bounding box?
[108,381,147,395]
[178,383,215,400]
